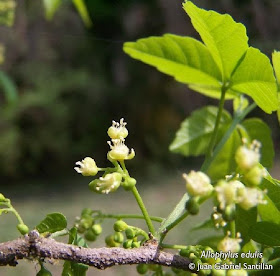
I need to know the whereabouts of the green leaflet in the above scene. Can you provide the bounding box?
[272,51,280,123]
[43,0,62,20]
[72,0,92,28]
[250,222,280,246]
[36,212,67,234]
[230,47,278,113]
[123,34,223,98]
[258,195,280,224]
[261,178,280,211]
[183,1,248,81]
[272,50,280,88]
[169,106,231,156]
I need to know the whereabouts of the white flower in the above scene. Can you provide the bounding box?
[238,187,267,210]
[107,138,135,161]
[107,118,128,139]
[217,232,242,253]
[74,157,99,176]
[235,141,261,171]
[89,172,122,194]
[215,180,245,210]
[183,171,213,197]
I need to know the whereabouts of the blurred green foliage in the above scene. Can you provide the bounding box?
[0,0,279,178]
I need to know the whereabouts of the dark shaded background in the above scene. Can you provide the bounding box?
[0,0,279,183]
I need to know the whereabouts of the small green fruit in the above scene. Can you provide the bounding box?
[123,239,133,249]
[113,220,128,232]
[136,264,148,274]
[185,198,200,215]
[114,232,124,243]
[17,224,29,235]
[36,266,52,276]
[125,227,136,239]
[92,224,102,235]
[84,229,97,242]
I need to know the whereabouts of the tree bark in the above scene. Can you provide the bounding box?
[0,230,194,272]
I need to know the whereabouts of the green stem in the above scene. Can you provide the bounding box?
[229,220,236,238]
[50,229,69,239]
[205,86,227,161]
[201,102,256,172]
[161,243,188,250]
[95,213,163,223]
[131,186,156,235]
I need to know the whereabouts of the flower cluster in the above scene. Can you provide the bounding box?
[217,232,242,253]
[215,140,267,212]
[74,118,136,194]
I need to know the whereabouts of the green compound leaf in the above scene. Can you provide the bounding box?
[250,222,280,246]
[241,118,274,168]
[43,0,62,20]
[183,1,248,81]
[169,106,231,156]
[230,47,278,113]
[124,34,224,99]
[62,227,88,276]
[36,212,67,234]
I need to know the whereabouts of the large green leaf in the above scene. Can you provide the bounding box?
[250,222,280,246]
[183,1,248,80]
[43,0,62,20]
[235,206,257,244]
[124,34,223,98]
[36,212,67,234]
[231,47,278,113]
[169,106,231,156]
[241,118,274,168]
[62,227,88,276]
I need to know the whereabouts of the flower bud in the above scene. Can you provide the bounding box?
[122,177,137,191]
[114,220,128,232]
[17,223,29,235]
[183,171,213,197]
[89,172,122,194]
[136,264,148,274]
[185,197,200,215]
[108,118,128,139]
[132,241,141,248]
[125,227,136,239]
[81,208,93,217]
[105,235,120,247]
[92,224,102,235]
[84,229,97,242]
[222,205,235,221]
[123,239,133,249]
[74,157,99,176]
[114,232,124,243]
